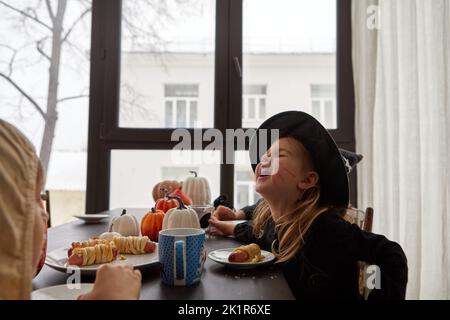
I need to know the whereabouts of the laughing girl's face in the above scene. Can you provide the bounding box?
[255,138,319,202]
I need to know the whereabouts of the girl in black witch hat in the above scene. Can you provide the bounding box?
[209,111,408,300]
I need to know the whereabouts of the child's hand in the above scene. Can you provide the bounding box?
[208,216,236,236]
[213,205,237,221]
[78,264,141,300]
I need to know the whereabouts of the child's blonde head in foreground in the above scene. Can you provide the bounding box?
[0,120,47,299]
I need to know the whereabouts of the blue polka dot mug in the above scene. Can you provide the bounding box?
[158,228,206,286]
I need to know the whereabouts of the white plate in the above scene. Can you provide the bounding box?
[208,248,275,269]
[45,244,159,276]
[73,214,109,224]
[31,283,94,300]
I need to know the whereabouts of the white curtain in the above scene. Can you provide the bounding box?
[352,0,450,299]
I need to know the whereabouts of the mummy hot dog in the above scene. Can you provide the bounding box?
[68,238,112,257]
[112,236,156,255]
[228,243,263,263]
[68,242,118,266]
[67,236,156,266]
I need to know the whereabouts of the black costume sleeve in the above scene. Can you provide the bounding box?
[240,199,263,220]
[351,227,408,300]
[311,212,408,300]
[234,221,257,243]
[233,218,276,251]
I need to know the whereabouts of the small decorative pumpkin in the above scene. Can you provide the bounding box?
[152,180,182,201]
[183,171,211,206]
[98,231,122,241]
[155,191,180,213]
[169,187,192,206]
[141,207,165,242]
[162,196,201,230]
[109,209,140,236]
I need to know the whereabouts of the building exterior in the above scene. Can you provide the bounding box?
[112,52,336,211]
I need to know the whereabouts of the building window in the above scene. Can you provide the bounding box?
[243,85,267,127]
[310,84,337,129]
[235,169,261,210]
[164,84,199,128]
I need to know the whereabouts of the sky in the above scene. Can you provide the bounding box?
[125,0,336,53]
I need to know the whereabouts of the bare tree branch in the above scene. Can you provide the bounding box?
[36,37,51,61]
[0,44,15,50]
[57,94,89,103]
[63,38,89,61]
[0,1,52,31]
[61,7,91,43]
[45,0,54,22]
[7,50,17,76]
[122,14,166,53]
[119,83,159,123]
[0,44,19,76]
[0,72,46,119]
[1,43,47,74]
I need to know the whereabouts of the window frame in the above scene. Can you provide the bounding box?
[86,0,356,213]
[242,84,267,126]
[164,98,199,128]
[310,84,338,130]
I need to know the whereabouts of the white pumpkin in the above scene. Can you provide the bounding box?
[109,209,140,236]
[162,197,201,230]
[99,231,122,241]
[183,171,211,206]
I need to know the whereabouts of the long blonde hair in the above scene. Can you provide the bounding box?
[252,138,329,263]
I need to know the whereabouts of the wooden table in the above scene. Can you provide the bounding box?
[32,209,294,300]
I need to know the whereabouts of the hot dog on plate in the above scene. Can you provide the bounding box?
[112,236,156,255]
[67,236,156,266]
[68,242,117,266]
[228,243,263,263]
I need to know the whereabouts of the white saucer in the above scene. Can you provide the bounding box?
[73,214,109,224]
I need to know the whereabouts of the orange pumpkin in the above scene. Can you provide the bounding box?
[141,207,165,242]
[169,187,192,206]
[155,194,180,213]
[152,180,181,201]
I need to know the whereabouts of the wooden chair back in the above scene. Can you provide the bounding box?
[342,207,374,298]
